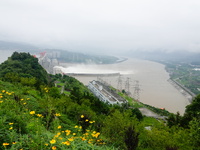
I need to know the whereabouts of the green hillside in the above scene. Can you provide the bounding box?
[0,52,199,150]
[0,52,49,86]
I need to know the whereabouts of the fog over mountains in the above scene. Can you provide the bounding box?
[1,40,200,64]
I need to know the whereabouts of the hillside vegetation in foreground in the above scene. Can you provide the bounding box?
[0,52,199,150]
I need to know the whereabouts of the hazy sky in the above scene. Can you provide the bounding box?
[1,0,200,53]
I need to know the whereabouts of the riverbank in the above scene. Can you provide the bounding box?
[58,58,190,114]
[168,79,195,102]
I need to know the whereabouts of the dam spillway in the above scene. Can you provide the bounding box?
[64,72,120,77]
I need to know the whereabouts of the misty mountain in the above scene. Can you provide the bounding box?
[0,41,120,64]
[127,50,200,63]
[0,41,38,51]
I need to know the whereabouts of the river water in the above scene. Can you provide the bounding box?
[0,50,189,114]
[60,58,190,115]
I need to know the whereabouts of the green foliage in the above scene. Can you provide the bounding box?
[101,110,140,149]
[139,125,192,150]
[185,94,200,119]
[0,52,49,86]
[188,119,200,149]
[0,52,200,149]
[168,94,200,128]
[142,103,170,116]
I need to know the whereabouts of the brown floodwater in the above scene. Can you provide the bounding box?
[60,58,190,115]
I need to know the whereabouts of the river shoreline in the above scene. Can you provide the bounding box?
[57,58,190,115]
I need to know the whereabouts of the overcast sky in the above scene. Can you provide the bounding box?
[1,0,200,53]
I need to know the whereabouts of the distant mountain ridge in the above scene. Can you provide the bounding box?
[0,41,120,64]
[0,41,38,50]
[127,49,200,63]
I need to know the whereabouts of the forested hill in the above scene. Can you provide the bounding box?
[0,52,49,86]
[0,52,199,150]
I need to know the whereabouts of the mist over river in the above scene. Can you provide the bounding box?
[60,58,190,115]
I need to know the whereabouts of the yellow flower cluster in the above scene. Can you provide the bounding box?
[55,113,61,116]
[2,141,20,148]
[0,90,14,103]
[62,141,70,145]
[30,111,35,115]
[44,87,49,93]
[91,131,100,138]
[8,122,14,130]
[46,119,104,149]
[80,115,95,124]
[65,130,71,136]
[29,111,44,118]
[36,114,44,118]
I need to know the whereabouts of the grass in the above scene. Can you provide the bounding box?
[117,92,143,108]
[142,117,160,127]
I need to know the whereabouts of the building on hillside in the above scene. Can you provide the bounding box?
[88,80,127,105]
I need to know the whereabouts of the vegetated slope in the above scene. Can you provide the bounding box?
[0,51,49,85]
[0,52,199,150]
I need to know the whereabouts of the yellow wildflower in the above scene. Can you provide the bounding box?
[74,125,78,128]
[3,143,9,146]
[57,125,62,129]
[2,90,5,93]
[81,115,84,118]
[55,113,61,116]
[88,139,93,144]
[54,132,61,138]
[68,137,74,142]
[84,132,89,136]
[12,142,17,144]
[62,141,70,145]
[85,119,89,122]
[52,146,57,150]
[20,99,24,101]
[65,130,71,136]
[30,111,35,115]
[0,96,3,99]
[9,127,13,130]
[92,132,100,138]
[45,143,48,146]
[50,139,56,144]
[0,101,3,103]
[36,114,43,117]
[73,133,76,135]
[82,137,86,141]
[23,102,26,105]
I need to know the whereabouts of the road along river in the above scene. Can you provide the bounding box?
[59,58,190,115]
